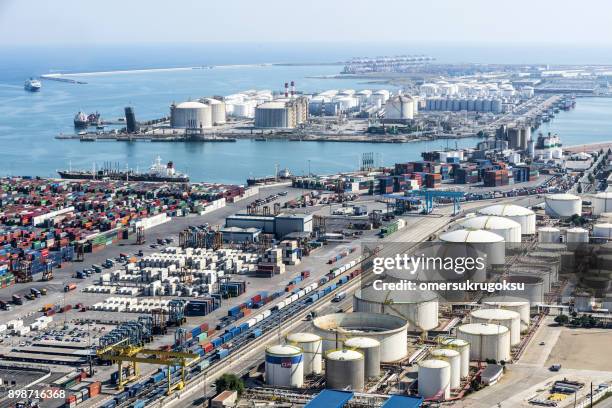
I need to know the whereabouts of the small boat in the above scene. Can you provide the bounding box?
[24,78,42,92]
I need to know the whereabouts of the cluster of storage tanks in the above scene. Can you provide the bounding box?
[308,89,393,116]
[424,97,504,113]
[419,81,533,99]
[224,90,274,118]
[170,98,227,129]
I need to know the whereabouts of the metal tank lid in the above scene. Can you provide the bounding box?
[594,223,612,228]
[355,285,438,304]
[431,348,460,358]
[326,349,363,361]
[478,204,535,216]
[471,308,520,320]
[539,226,561,232]
[439,228,505,243]
[594,192,612,198]
[458,323,509,335]
[286,332,321,343]
[546,193,580,200]
[482,295,530,306]
[567,227,588,233]
[344,337,380,348]
[458,215,520,230]
[441,338,469,347]
[419,359,450,369]
[175,101,207,109]
[266,344,302,356]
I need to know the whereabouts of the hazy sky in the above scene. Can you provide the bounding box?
[1,0,611,46]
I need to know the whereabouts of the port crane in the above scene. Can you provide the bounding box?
[384,189,465,215]
[97,340,198,395]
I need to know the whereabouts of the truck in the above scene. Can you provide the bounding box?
[12,294,23,305]
[332,291,346,303]
[64,283,77,292]
[30,288,41,297]
[91,264,103,273]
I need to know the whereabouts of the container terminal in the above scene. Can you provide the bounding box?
[2,127,612,407]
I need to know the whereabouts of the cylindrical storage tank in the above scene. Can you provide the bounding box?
[477,204,536,235]
[574,293,593,312]
[471,308,521,346]
[385,95,414,119]
[353,287,438,332]
[325,349,364,391]
[593,223,612,239]
[545,194,582,218]
[430,349,461,389]
[538,227,561,243]
[312,312,408,362]
[439,229,505,266]
[457,323,511,362]
[418,359,450,399]
[170,101,212,129]
[457,215,521,243]
[441,338,470,378]
[566,227,589,243]
[200,98,226,125]
[592,192,612,215]
[265,345,304,387]
[254,102,289,128]
[344,337,380,379]
[502,269,548,304]
[286,332,322,375]
[482,296,530,328]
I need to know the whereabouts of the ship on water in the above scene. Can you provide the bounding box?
[74,111,101,128]
[58,156,189,183]
[24,78,42,92]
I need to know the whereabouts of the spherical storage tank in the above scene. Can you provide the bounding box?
[457,215,521,243]
[441,338,470,378]
[170,101,212,129]
[385,95,415,120]
[439,229,505,266]
[545,194,581,218]
[592,192,612,216]
[477,204,536,235]
[458,323,511,362]
[418,359,450,399]
[538,227,561,243]
[311,312,408,362]
[265,344,303,387]
[471,308,521,346]
[482,296,530,328]
[593,223,612,239]
[343,337,380,379]
[353,287,438,332]
[325,349,364,391]
[286,332,322,375]
[200,98,226,125]
[430,349,461,389]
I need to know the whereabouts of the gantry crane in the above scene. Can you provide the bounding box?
[97,342,198,395]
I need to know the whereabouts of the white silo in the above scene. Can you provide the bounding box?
[566,227,589,243]
[265,344,304,387]
[538,227,561,243]
[439,229,505,266]
[170,101,212,129]
[325,349,365,391]
[545,194,582,218]
[353,287,438,332]
[482,296,531,329]
[420,83,439,97]
[418,359,451,399]
[471,308,521,346]
[385,95,415,120]
[477,204,536,235]
[506,272,546,304]
[441,338,470,378]
[372,90,390,105]
[286,332,322,375]
[593,223,612,239]
[457,323,511,362]
[457,215,521,243]
[593,192,612,216]
[200,98,226,125]
[574,292,593,312]
[344,337,381,379]
[430,349,461,389]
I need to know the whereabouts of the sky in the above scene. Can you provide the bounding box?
[1,0,611,46]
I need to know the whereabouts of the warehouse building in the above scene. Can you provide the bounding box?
[219,227,261,243]
[225,213,312,238]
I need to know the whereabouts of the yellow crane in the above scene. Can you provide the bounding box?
[97,342,199,395]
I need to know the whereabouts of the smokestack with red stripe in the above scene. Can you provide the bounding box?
[291,81,295,97]
[284,82,289,98]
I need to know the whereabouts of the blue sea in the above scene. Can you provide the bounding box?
[1,43,612,183]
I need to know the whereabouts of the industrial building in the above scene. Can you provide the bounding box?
[225,212,312,238]
[254,97,308,128]
[219,226,261,243]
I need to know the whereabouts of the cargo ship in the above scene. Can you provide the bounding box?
[24,78,42,92]
[74,111,101,128]
[58,156,189,183]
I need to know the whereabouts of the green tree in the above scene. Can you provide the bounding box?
[554,314,569,325]
[215,373,245,396]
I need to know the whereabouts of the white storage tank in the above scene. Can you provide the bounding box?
[574,292,593,312]
[457,215,521,243]
[430,349,461,389]
[566,227,589,243]
[592,192,612,215]
[312,312,408,362]
[545,194,582,218]
[286,332,322,375]
[439,229,505,266]
[441,338,470,378]
[418,359,450,399]
[353,287,438,332]
[482,296,530,328]
[170,101,212,129]
[593,223,612,239]
[457,323,511,362]
[477,204,536,235]
[471,308,521,346]
[325,349,364,391]
[265,345,304,387]
[344,337,381,379]
[200,98,227,125]
[538,227,561,243]
[503,274,545,304]
[385,95,415,120]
